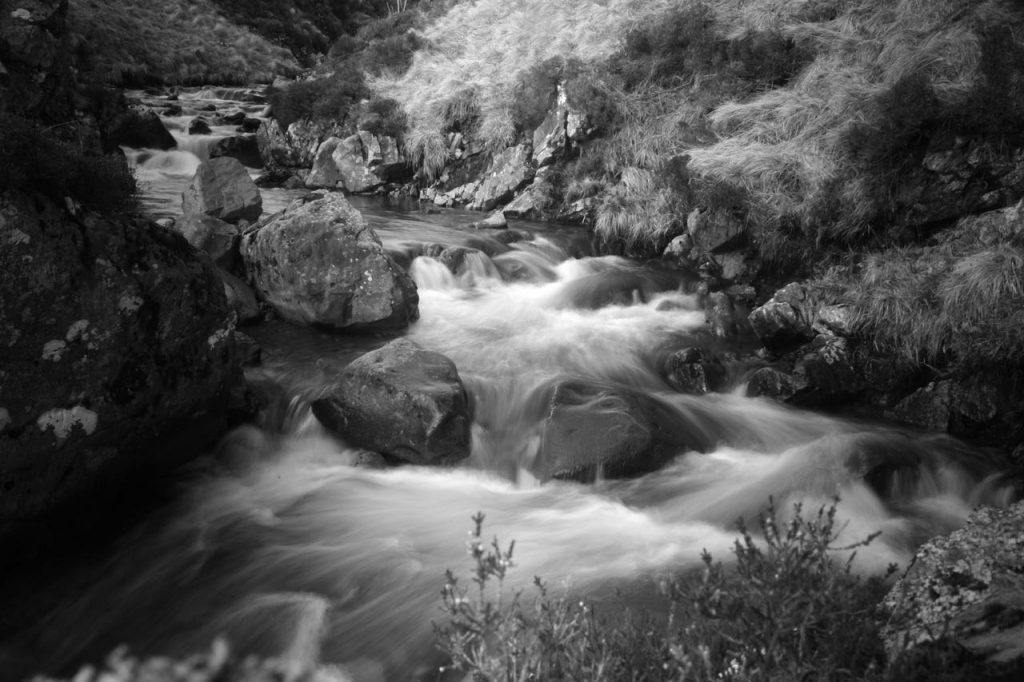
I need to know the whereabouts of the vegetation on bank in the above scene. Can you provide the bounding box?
[69,0,300,85]
[435,506,997,681]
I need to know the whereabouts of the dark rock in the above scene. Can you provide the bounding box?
[748,283,816,351]
[163,104,182,117]
[188,117,211,135]
[893,381,953,432]
[492,229,532,245]
[253,167,295,188]
[209,135,262,169]
[218,269,260,325]
[468,144,535,211]
[532,381,710,482]
[0,191,240,535]
[352,449,388,468]
[182,157,262,224]
[706,291,746,338]
[233,331,262,365]
[0,0,75,122]
[173,214,239,269]
[438,246,488,275]
[312,339,472,465]
[555,269,684,310]
[239,117,262,133]
[241,193,418,331]
[788,335,864,407]
[746,367,806,401]
[883,501,1024,670]
[216,111,247,126]
[664,347,727,394]
[104,109,176,150]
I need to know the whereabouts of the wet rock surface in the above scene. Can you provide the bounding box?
[181,157,262,224]
[312,339,473,465]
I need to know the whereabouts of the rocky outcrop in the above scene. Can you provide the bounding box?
[311,339,473,465]
[255,118,343,169]
[664,347,727,395]
[305,132,405,192]
[181,157,262,224]
[241,193,418,331]
[0,191,240,535]
[209,135,262,169]
[0,0,74,123]
[747,283,818,351]
[883,501,1024,673]
[468,144,535,211]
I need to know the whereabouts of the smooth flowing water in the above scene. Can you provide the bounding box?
[12,90,1019,681]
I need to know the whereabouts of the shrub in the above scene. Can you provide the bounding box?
[436,500,895,681]
[266,70,370,129]
[354,97,408,138]
[0,115,136,215]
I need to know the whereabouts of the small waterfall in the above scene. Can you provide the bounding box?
[172,131,222,161]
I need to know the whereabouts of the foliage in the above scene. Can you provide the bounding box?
[266,70,371,130]
[68,0,300,85]
[0,115,136,215]
[436,501,898,681]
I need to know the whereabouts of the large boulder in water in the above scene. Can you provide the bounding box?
[181,157,262,224]
[0,191,241,537]
[209,134,262,169]
[882,501,1024,672]
[241,193,418,331]
[312,339,473,465]
[531,381,711,481]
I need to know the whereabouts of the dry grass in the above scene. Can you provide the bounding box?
[70,0,300,85]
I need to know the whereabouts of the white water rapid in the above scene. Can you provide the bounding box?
[12,89,1018,682]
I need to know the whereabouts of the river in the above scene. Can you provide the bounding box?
[8,88,1019,681]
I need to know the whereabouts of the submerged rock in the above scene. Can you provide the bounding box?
[664,347,727,395]
[0,191,240,535]
[181,157,262,224]
[312,339,472,465]
[883,501,1024,671]
[241,193,418,331]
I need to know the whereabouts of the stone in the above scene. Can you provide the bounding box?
[532,105,567,167]
[218,268,261,325]
[188,117,211,135]
[311,339,472,465]
[181,157,262,225]
[748,283,816,351]
[532,381,711,482]
[883,501,1024,669]
[664,347,727,395]
[209,135,262,169]
[331,133,384,193]
[469,144,535,211]
[104,109,176,150]
[173,214,239,269]
[470,211,508,230]
[305,136,344,188]
[256,118,298,167]
[241,193,418,331]
[746,367,806,402]
[893,381,953,432]
[0,191,240,535]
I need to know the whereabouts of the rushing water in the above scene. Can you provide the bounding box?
[9,90,1020,680]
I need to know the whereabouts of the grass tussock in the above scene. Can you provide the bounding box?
[69,0,300,85]
[436,502,900,681]
[813,209,1024,367]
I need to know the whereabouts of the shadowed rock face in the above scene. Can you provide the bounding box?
[312,339,473,465]
[242,193,418,332]
[0,191,241,536]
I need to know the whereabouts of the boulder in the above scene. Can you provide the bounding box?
[172,214,239,269]
[532,104,567,168]
[883,501,1024,671]
[181,157,262,224]
[188,117,211,135]
[468,144,535,211]
[209,135,262,169]
[746,367,806,401]
[469,211,508,230]
[216,111,247,126]
[305,136,344,188]
[311,339,472,465]
[748,283,816,351]
[664,347,727,395]
[0,191,240,535]
[241,193,418,331]
[104,109,176,150]
[532,381,710,481]
[306,134,388,193]
[256,118,299,167]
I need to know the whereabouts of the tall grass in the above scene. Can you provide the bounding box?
[69,0,300,85]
